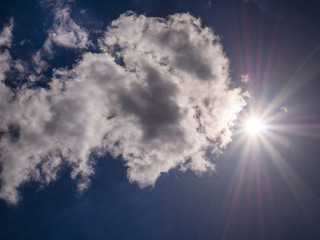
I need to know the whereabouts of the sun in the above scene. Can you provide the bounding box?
[246,117,266,134]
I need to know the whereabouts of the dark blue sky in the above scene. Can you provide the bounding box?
[1,0,320,239]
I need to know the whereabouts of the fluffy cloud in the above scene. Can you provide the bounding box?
[0,19,13,82]
[32,3,89,77]
[0,18,13,48]
[0,12,246,204]
[43,5,90,53]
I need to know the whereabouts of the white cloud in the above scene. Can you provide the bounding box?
[30,3,90,79]
[0,18,14,48]
[240,74,250,83]
[0,18,13,82]
[280,105,288,113]
[0,51,11,82]
[0,12,247,204]
[32,50,49,74]
[45,5,90,53]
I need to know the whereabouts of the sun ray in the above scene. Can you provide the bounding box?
[259,133,320,232]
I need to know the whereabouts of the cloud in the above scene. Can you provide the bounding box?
[0,18,13,48]
[30,2,90,79]
[0,50,11,82]
[43,5,90,53]
[239,74,250,83]
[0,12,247,204]
[280,105,288,113]
[0,19,13,81]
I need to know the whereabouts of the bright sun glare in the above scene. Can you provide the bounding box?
[246,118,265,134]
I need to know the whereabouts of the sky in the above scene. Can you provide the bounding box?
[0,0,320,239]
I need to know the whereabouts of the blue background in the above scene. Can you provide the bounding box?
[1,0,320,239]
